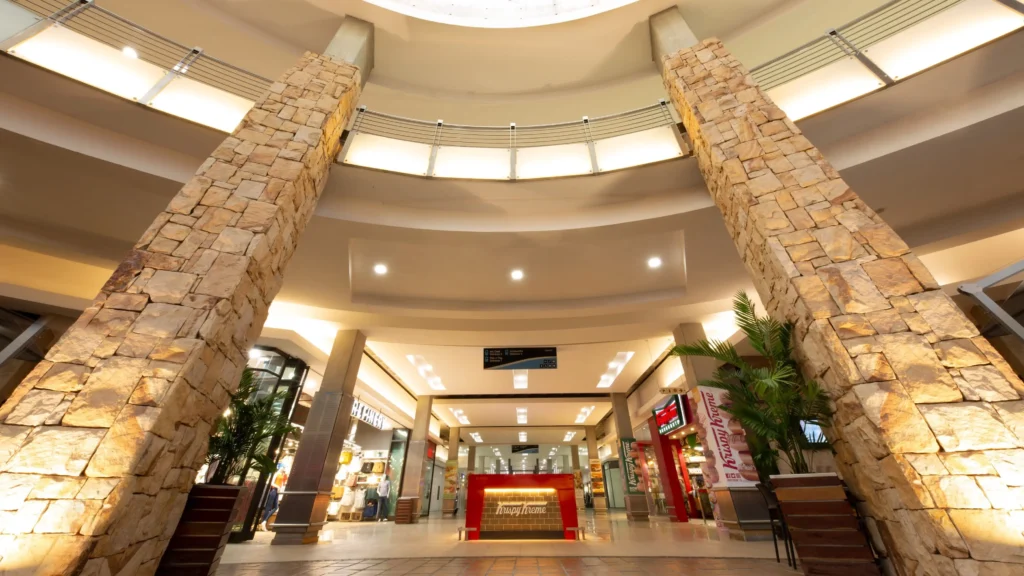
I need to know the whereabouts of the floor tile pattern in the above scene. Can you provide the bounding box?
[218,557,800,575]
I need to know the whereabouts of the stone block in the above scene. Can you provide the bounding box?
[972,337,1024,395]
[860,223,910,258]
[4,427,105,475]
[919,403,1020,451]
[4,389,66,426]
[975,476,1023,510]
[0,473,39,510]
[104,293,149,312]
[85,405,161,477]
[905,454,946,476]
[957,365,1020,402]
[28,476,85,500]
[940,452,997,476]
[908,291,979,340]
[793,276,841,319]
[210,227,255,255]
[861,258,923,297]
[33,499,102,534]
[830,314,875,339]
[923,476,991,509]
[35,363,89,392]
[62,357,148,428]
[986,450,1024,486]
[195,253,248,298]
[877,332,961,403]
[934,339,988,368]
[947,509,1024,563]
[818,261,891,314]
[880,455,934,509]
[853,381,939,453]
[143,271,196,304]
[864,308,908,334]
[2,500,48,534]
[133,303,194,338]
[115,332,161,359]
[812,225,865,262]
[855,353,896,382]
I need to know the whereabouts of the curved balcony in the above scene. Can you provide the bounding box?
[337,102,691,180]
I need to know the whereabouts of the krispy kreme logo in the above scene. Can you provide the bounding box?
[702,390,738,472]
[496,502,548,516]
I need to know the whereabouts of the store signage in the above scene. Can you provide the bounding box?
[511,444,539,454]
[690,387,758,488]
[484,347,557,370]
[653,394,686,435]
[351,400,386,429]
[496,502,547,516]
[618,438,644,495]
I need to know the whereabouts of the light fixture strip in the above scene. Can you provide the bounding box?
[596,351,635,388]
[407,354,445,391]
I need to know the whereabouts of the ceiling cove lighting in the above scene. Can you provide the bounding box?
[448,407,470,426]
[519,431,528,442]
[470,432,483,443]
[516,407,528,424]
[406,354,445,390]
[373,263,388,275]
[597,351,635,388]
[593,125,683,172]
[564,431,576,442]
[647,256,663,269]
[575,405,596,424]
[513,369,528,390]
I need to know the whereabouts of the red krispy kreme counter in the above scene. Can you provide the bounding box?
[465,474,578,540]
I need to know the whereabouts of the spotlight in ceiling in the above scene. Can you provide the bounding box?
[647,256,662,269]
[575,405,596,424]
[513,370,528,390]
[373,263,388,275]
[516,407,528,424]
[121,46,138,59]
[470,432,483,443]
[519,431,528,442]
[564,431,576,442]
[510,269,524,281]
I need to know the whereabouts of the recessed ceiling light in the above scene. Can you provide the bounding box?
[647,256,662,269]
[510,269,524,281]
[373,263,388,275]
[121,46,138,59]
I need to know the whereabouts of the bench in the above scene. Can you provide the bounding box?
[567,527,586,540]
[457,526,478,541]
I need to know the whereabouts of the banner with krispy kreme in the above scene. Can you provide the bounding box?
[689,386,759,488]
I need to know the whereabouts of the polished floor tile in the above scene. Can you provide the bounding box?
[221,512,780,565]
[217,557,800,575]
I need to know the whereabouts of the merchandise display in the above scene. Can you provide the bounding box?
[327,444,391,522]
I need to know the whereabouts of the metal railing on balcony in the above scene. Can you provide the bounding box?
[748,0,1024,120]
[337,102,691,180]
[5,0,273,100]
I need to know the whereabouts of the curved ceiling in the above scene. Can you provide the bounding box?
[362,0,639,29]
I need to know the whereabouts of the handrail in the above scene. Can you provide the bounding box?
[959,260,1024,342]
[750,0,966,90]
[7,0,272,101]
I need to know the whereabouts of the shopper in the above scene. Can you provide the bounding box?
[260,479,280,531]
[377,471,391,522]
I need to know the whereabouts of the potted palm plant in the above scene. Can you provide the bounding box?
[671,291,832,479]
[157,369,296,575]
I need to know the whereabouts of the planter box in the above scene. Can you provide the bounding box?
[156,484,245,576]
[770,473,881,576]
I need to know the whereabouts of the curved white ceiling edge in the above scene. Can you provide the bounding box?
[362,0,639,29]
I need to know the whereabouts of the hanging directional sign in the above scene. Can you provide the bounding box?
[483,347,557,370]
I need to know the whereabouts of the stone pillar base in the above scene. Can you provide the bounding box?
[270,523,327,545]
[441,498,456,519]
[592,498,608,514]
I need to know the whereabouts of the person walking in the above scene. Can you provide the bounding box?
[377,471,391,522]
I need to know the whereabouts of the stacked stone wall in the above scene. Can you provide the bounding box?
[0,52,359,575]
[663,39,1024,576]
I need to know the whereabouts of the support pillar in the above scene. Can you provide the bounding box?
[610,393,648,521]
[271,331,365,544]
[662,38,1024,575]
[673,323,716,390]
[441,426,459,518]
[648,416,688,522]
[585,426,607,514]
[0,49,361,574]
[571,446,585,510]
[466,445,476,473]
[397,396,432,522]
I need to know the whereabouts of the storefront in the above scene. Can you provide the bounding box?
[325,400,403,522]
[465,474,579,540]
[635,394,698,523]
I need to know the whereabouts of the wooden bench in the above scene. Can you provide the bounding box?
[457,526,478,541]
[567,527,586,540]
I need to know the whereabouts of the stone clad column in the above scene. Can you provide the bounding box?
[271,330,365,545]
[397,396,432,522]
[673,323,716,389]
[441,426,459,518]
[610,393,649,521]
[0,53,360,573]
[662,39,1024,575]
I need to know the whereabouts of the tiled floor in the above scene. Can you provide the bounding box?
[221,512,781,565]
[217,557,800,575]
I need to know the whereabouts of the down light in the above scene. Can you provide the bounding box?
[575,405,596,424]
[470,432,483,443]
[516,407,528,425]
[407,355,445,391]
[519,431,528,442]
[449,408,470,426]
[510,269,525,281]
[597,352,634,388]
[564,431,576,442]
[121,46,138,59]
[513,370,528,390]
[373,263,388,275]
[647,256,663,269]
